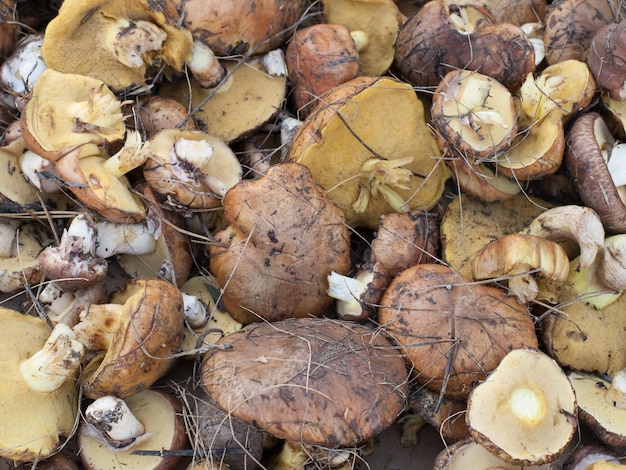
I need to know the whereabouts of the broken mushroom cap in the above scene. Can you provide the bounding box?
[322,0,404,76]
[568,369,626,448]
[40,0,194,92]
[0,308,81,462]
[72,278,185,399]
[209,162,351,325]
[565,112,626,233]
[378,263,539,399]
[201,317,409,447]
[471,233,571,304]
[20,69,127,162]
[467,348,577,466]
[142,128,242,210]
[287,75,450,229]
[78,389,187,470]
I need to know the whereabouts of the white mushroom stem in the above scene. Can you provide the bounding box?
[606,369,626,409]
[261,49,287,77]
[19,150,59,193]
[0,221,15,257]
[103,18,167,69]
[95,220,158,258]
[84,395,149,450]
[187,40,225,89]
[170,138,228,197]
[0,34,46,110]
[327,271,369,319]
[521,22,546,66]
[599,234,626,291]
[102,131,148,178]
[354,156,415,213]
[350,30,369,52]
[19,323,85,392]
[182,292,209,329]
[280,116,302,160]
[509,387,547,426]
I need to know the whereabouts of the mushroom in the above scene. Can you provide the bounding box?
[40,0,194,92]
[287,76,450,229]
[284,23,360,117]
[369,210,441,279]
[440,192,553,280]
[433,437,555,469]
[72,278,184,399]
[209,162,351,325]
[543,0,619,65]
[565,112,626,233]
[166,0,309,57]
[589,19,626,101]
[562,444,624,470]
[378,263,539,399]
[568,369,626,449]
[0,308,81,462]
[431,69,518,161]
[471,233,570,304]
[20,69,127,162]
[322,0,405,76]
[0,33,46,111]
[159,57,288,143]
[466,348,577,466]
[78,389,187,470]
[142,128,243,211]
[200,317,409,448]
[394,1,536,91]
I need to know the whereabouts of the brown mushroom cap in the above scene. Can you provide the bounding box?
[466,348,578,466]
[200,317,409,447]
[78,389,187,470]
[378,263,539,399]
[440,0,547,26]
[565,112,626,233]
[209,162,351,324]
[41,0,193,91]
[589,20,626,100]
[73,278,184,399]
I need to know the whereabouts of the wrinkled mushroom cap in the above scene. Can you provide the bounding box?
[467,348,577,465]
[0,307,79,462]
[209,162,351,324]
[378,263,538,399]
[201,317,409,447]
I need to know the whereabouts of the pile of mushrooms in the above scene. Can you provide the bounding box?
[5,0,626,468]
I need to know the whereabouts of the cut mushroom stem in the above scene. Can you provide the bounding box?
[170,137,227,197]
[327,261,388,320]
[187,40,225,89]
[103,18,167,69]
[84,395,149,450]
[599,234,626,291]
[353,156,415,213]
[19,323,85,393]
[95,219,158,258]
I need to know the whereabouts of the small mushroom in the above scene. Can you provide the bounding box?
[142,128,243,211]
[378,263,539,399]
[72,278,185,399]
[78,389,187,470]
[0,308,81,462]
[565,112,626,233]
[285,23,360,117]
[201,317,409,448]
[471,233,571,304]
[466,348,577,466]
[209,162,351,325]
[322,0,405,76]
[287,76,450,229]
[20,69,127,162]
[40,0,194,92]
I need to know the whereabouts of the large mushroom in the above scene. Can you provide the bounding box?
[200,317,409,452]
[209,162,351,325]
[287,76,450,229]
[72,278,185,399]
[378,263,539,399]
